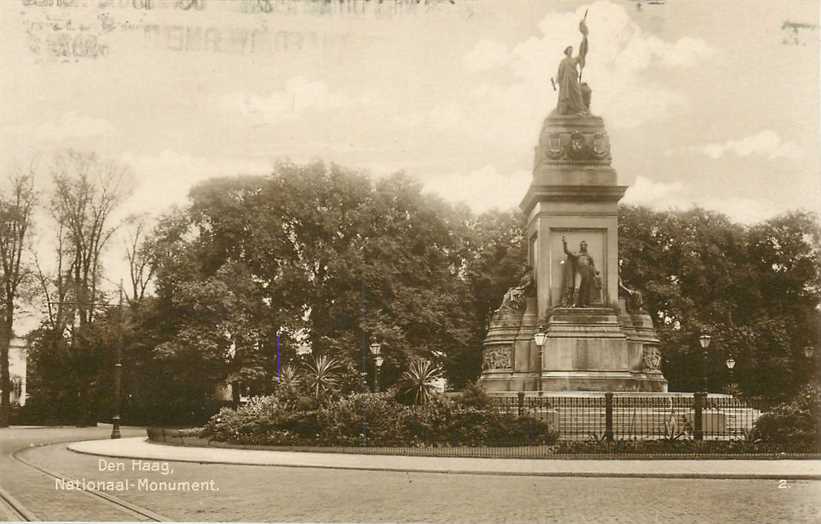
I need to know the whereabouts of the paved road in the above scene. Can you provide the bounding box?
[1,427,820,523]
[0,426,148,521]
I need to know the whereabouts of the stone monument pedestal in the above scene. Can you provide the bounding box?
[540,306,667,392]
[478,109,669,393]
[480,301,667,393]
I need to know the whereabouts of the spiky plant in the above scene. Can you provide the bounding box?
[302,355,342,400]
[398,358,442,405]
[277,364,300,389]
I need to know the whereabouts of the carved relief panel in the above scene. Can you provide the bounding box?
[482,345,513,371]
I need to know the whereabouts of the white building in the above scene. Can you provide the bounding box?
[3,338,28,406]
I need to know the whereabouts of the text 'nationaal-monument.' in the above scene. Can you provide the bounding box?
[479,15,668,393]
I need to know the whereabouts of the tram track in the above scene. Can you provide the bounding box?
[0,482,35,521]
[2,437,170,522]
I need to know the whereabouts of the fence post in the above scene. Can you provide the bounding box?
[517,392,525,417]
[693,392,705,441]
[604,392,614,441]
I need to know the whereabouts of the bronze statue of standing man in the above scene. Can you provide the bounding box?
[561,235,601,307]
[554,14,591,115]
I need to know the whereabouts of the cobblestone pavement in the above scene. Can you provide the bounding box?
[0,426,147,521]
[1,428,817,523]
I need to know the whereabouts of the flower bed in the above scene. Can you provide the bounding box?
[146,427,820,459]
[199,393,558,448]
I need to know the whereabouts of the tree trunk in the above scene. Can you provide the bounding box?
[0,316,13,428]
[231,381,241,409]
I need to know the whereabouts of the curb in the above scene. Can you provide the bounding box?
[146,430,821,461]
[66,442,821,481]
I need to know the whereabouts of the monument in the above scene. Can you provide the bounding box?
[479,15,668,393]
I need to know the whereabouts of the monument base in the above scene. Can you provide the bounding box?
[539,371,668,392]
[479,303,668,393]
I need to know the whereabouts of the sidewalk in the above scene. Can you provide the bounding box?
[67,437,821,480]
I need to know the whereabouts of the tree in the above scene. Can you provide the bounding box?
[441,208,526,388]
[123,214,158,305]
[147,163,484,399]
[49,150,133,327]
[619,205,820,400]
[28,150,133,425]
[0,168,36,427]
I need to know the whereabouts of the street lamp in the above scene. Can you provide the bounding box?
[533,326,546,392]
[725,357,736,395]
[374,356,384,393]
[369,342,382,393]
[110,286,124,439]
[698,333,711,393]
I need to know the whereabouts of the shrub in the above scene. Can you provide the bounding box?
[396,359,442,405]
[302,355,344,400]
[553,439,775,455]
[402,396,457,445]
[317,393,411,446]
[750,383,820,452]
[458,381,492,410]
[488,414,557,446]
[201,391,557,448]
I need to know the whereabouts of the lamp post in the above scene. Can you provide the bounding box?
[110,286,124,439]
[725,356,736,395]
[369,342,382,393]
[533,326,547,392]
[698,333,711,393]
[374,356,384,392]
[693,332,712,441]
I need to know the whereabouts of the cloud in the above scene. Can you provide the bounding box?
[661,37,715,68]
[1,112,116,145]
[464,40,511,72]
[119,150,271,216]
[682,130,803,160]
[623,176,685,205]
[422,165,530,212]
[622,176,780,224]
[218,77,354,122]
[464,1,714,130]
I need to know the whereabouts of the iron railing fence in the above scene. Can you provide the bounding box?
[490,393,767,442]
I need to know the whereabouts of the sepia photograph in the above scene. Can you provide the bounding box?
[0,0,819,522]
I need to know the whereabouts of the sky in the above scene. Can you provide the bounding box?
[0,0,819,328]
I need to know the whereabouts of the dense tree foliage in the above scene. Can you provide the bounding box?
[19,161,819,424]
[90,162,524,421]
[619,206,820,401]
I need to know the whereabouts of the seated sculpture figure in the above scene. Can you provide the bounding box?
[495,265,535,316]
[619,279,646,313]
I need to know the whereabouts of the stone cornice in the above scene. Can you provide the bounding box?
[520,184,628,215]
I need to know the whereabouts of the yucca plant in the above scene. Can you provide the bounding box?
[398,358,442,405]
[277,364,301,389]
[302,355,343,400]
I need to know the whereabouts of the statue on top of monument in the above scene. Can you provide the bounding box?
[561,236,602,307]
[552,12,591,116]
